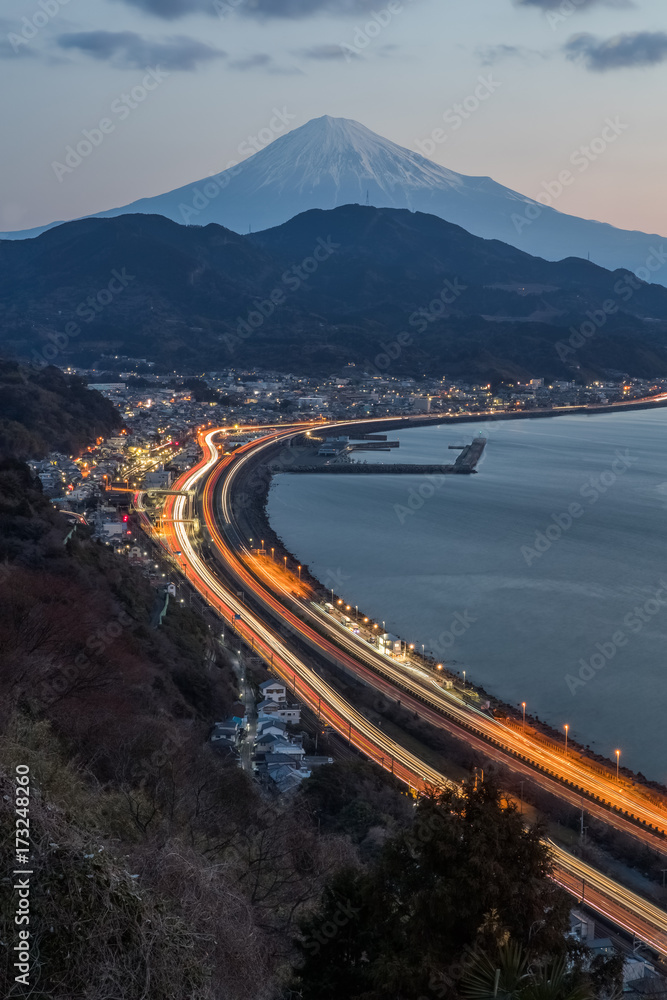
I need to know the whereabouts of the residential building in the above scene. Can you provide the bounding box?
[259,679,288,704]
[257,701,301,724]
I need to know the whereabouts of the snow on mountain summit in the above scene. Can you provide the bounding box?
[252,115,466,200]
[3,115,666,284]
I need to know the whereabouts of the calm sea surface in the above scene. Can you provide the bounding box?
[267,410,667,780]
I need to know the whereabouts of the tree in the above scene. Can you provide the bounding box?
[293,778,573,1000]
[300,759,413,844]
[461,942,594,1000]
[589,952,623,1000]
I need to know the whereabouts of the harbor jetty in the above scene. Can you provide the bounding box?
[450,436,487,472]
[285,437,487,475]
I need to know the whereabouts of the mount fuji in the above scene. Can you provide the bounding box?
[4,115,666,285]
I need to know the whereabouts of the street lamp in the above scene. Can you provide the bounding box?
[564,724,569,756]
[615,749,621,781]
[462,670,466,688]
[298,565,302,581]
[271,547,275,560]
[522,702,526,729]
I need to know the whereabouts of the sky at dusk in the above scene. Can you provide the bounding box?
[2,0,667,235]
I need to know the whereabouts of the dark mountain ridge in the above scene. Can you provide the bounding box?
[3,115,663,291]
[2,205,667,381]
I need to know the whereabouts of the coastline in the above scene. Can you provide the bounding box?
[307,393,667,435]
[226,402,667,799]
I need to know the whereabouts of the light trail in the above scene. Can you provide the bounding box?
[213,425,667,841]
[142,424,667,958]
[550,842,667,957]
[158,431,450,794]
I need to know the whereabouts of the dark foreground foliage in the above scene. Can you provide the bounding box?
[0,465,622,999]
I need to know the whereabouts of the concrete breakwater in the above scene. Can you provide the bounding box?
[452,436,486,472]
[285,464,466,475]
[284,438,487,475]
[350,441,400,451]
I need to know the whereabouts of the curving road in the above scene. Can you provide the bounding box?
[145,424,667,959]
[211,424,667,843]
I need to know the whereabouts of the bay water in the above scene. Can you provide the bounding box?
[267,410,667,779]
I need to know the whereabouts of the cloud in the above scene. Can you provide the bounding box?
[109,0,212,17]
[564,31,667,70]
[56,30,225,70]
[240,0,399,15]
[476,43,544,65]
[267,63,305,75]
[0,15,53,57]
[0,37,38,59]
[226,52,305,73]
[228,52,272,69]
[514,0,632,8]
[298,44,359,61]
[110,0,414,18]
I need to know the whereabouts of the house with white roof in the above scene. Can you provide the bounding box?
[259,679,288,704]
[256,735,305,759]
[257,701,301,724]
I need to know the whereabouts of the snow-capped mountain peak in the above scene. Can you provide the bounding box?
[2,115,665,285]
[251,115,466,199]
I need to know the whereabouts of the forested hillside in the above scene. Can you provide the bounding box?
[4,208,667,381]
[0,361,121,459]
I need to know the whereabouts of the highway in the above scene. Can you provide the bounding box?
[157,433,452,794]
[550,843,667,957]
[143,424,667,959]
[210,424,667,843]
